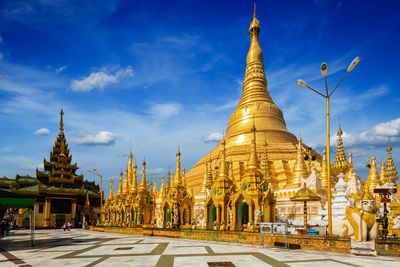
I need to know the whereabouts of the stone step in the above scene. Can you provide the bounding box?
[351,247,377,256]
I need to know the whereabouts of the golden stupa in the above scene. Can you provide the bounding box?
[186,6,321,193]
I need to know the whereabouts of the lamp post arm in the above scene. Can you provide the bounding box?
[306,85,327,98]
[329,71,349,97]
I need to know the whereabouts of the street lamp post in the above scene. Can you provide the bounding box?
[87,169,103,224]
[296,57,361,236]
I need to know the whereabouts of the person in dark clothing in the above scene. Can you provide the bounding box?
[0,221,6,237]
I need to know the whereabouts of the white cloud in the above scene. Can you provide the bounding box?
[204,132,223,143]
[148,102,182,118]
[55,66,67,74]
[74,131,118,146]
[71,66,133,92]
[34,128,50,135]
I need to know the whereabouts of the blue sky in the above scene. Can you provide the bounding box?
[0,0,399,195]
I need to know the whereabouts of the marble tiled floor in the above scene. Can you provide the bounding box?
[0,229,399,267]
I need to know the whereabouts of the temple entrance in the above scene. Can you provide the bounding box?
[183,209,189,225]
[164,206,171,226]
[208,204,216,229]
[56,214,66,227]
[237,202,249,231]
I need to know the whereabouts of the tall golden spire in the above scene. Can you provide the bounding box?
[153,178,158,196]
[132,160,138,192]
[248,122,259,170]
[117,170,123,196]
[366,155,380,193]
[386,143,398,184]
[218,138,229,178]
[159,176,166,197]
[320,149,328,188]
[345,152,357,183]
[290,137,309,188]
[332,124,347,175]
[224,6,297,145]
[123,167,129,195]
[108,178,114,200]
[84,191,90,207]
[174,147,182,186]
[139,160,149,191]
[380,160,387,184]
[59,108,64,132]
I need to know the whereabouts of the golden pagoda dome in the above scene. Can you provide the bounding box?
[186,6,319,193]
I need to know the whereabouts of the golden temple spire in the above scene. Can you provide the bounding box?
[345,152,357,183]
[139,159,149,191]
[386,143,398,184]
[218,138,229,178]
[366,155,380,193]
[153,178,158,196]
[123,167,129,195]
[223,6,297,147]
[108,178,114,200]
[132,160,138,192]
[247,3,262,64]
[84,191,90,207]
[59,108,64,132]
[290,137,309,188]
[159,176,165,197]
[380,160,387,184]
[174,147,182,186]
[332,124,347,174]
[248,122,259,170]
[117,170,123,196]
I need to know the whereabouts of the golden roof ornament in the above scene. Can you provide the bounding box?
[290,183,321,202]
[140,159,149,191]
[345,151,357,183]
[153,178,158,197]
[247,122,259,170]
[108,178,114,200]
[332,124,348,175]
[386,143,398,184]
[320,149,328,188]
[365,155,380,193]
[84,191,90,207]
[59,108,64,132]
[116,170,123,196]
[159,175,165,197]
[290,137,309,188]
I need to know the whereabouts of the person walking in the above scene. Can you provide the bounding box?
[62,223,66,231]
[67,221,71,231]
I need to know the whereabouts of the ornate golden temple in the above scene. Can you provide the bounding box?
[102,7,400,237]
[0,109,100,228]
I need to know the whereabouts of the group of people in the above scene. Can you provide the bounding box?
[54,221,72,231]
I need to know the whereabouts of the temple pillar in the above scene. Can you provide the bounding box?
[266,203,271,222]
[71,200,77,225]
[44,198,51,228]
[221,204,225,226]
[303,201,307,230]
[216,204,220,225]
[204,205,208,229]
[232,203,237,230]
[249,204,254,223]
